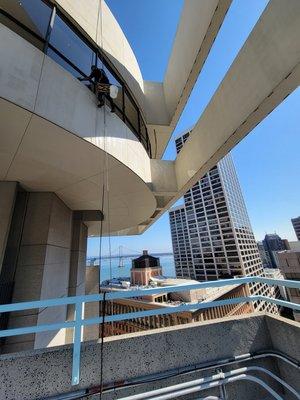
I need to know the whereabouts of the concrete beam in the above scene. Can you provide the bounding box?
[163,0,232,128]
[150,0,232,158]
[140,0,300,234]
[150,159,178,195]
[175,0,300,192]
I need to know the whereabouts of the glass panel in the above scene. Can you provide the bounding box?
[125,91,139,134]
[0,0,51,49]
[49,13,94,77]
[47,48,85,80]
[140,117,148,141]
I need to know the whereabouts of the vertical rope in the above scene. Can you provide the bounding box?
[97,0,113,397]
[99,291,106,397]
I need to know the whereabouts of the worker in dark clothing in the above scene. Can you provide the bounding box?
[79,66,115,112]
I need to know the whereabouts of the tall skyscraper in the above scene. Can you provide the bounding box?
[291,216,300,240]
[262,234,289,268]
[169,132,275,312]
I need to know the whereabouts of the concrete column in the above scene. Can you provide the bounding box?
[65,219,88,343]
[83,266,100,342]
[5,193,73,352]
[0,182,17,274]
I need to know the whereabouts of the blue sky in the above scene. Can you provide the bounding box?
[88,0,300,257]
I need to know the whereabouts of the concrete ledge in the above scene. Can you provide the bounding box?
[0,313,299,399]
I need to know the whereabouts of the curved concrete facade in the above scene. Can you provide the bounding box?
[47,0,232,158]
[0,24,155,234]
[1,0,299,238]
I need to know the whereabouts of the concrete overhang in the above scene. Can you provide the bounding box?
[1,0,300,238]
[53,0,233,160]
[12,0,232,161]
[133,0,300,236]
[0,25,157,236]
[148,0,232,158]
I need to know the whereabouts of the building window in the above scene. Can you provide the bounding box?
[0,0,52,50]
[49,13,95,78]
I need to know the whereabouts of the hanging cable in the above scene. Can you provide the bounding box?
[99,291,107,399]
[97,0,114,397]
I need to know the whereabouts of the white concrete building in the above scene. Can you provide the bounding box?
[0,0,299,352]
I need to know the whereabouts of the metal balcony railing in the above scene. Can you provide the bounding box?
[0,276,299,386]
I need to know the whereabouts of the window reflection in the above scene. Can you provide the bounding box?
[49,14,94,77]
[125,91,139,135]
[47,48,84,79]
[0,0,51,49]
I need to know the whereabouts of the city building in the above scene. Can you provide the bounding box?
[277,250,300,322]
[169,132,275,312]
[257,241,272,268]
[291,216,300,240]
[0,1,300,398]
[130,250,162,285]
[289,241,300,251]
[96,251,253,337]
[263,268,287,300]
[262,233,289,268]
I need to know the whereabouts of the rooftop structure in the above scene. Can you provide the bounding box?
[96,252,253,337]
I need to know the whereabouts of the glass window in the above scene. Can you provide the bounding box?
[47,47,85,79]
[124,90,139,134]
[0,0,51,50]
[49,13,94,77]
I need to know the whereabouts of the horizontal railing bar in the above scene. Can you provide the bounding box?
[257,295,300,311]
[84,296,258,325]
[82,297,300,325]
[0,277,299,314]
[0,320,74,338]
[0,293,102,313]
[104,277,300,300]
[1,295,299,339]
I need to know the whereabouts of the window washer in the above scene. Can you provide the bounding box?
[79,66,115,112]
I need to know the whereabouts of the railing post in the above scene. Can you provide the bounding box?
[72,301,83,386]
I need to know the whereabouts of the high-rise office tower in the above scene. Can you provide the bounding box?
[291,217,300,241]
[169,132,275,312]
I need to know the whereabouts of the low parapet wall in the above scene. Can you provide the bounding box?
[0,313,299,400]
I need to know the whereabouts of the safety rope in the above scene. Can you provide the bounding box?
[99,291,107,399]
[97,0,113,397]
